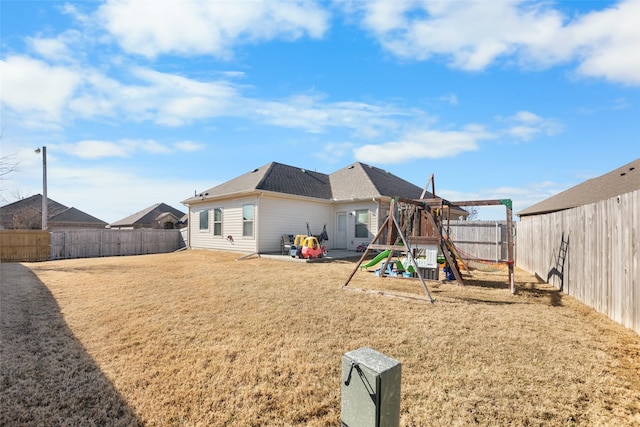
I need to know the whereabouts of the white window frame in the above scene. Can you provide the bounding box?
[242,204,254,237]
[213,208,222,236]
[199,209,209,231]
[355,209,369,238]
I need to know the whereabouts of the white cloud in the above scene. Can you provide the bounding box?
[0,56,81,124]
[174,140,205,152]
[121,67,241,126]
[46,164,210,223]
[96,0,329,58]
[59,140,132,159]
[1,55,243,127]
[313,142,355,164]
[355,0,564,70]
[27,30,84,63]
[352,0,640,85]
[568,0,640,85]
[353,125,493,164]
[250,93,414,137]
[440,93,458,106]
[501,110,563,141]
[58,139,194,159]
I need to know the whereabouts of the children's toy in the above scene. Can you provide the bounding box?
[290,234,327,259]
[300,236,327,259]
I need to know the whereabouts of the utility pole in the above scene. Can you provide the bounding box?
[35,146,47,230]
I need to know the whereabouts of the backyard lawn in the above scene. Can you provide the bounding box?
[2,250,639,426]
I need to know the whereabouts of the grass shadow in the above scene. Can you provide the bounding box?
[519,280,564,307]
[0,263,142,426]
[461,276,511,290]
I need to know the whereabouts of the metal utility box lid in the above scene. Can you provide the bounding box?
[341,347,401,427]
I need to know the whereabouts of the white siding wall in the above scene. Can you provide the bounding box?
[188,195,259,253]
[338,201,379,250]
[189,196,383,253]
[257,196,333,253]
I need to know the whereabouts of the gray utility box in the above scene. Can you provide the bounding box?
[341,347,401,427]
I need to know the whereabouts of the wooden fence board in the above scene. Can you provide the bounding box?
[446,220,511,262]
[50,229,185,260]
[517,190,640,335]
[0,230,51,262]
[0,229,185,262]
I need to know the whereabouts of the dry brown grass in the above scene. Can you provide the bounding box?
[2,250,640,426]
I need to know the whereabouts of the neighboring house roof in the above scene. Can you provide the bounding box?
[518,157,640,217]
[49,207,108,227]
[111,203,185,227]
[183,161,430,204]
[0,194,107,229]
[1,194,68,217]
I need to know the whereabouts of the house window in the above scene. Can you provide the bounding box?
[242,204,254,237]
[355,209,369,238]
[199,209,209,230]
[213,208,222,236]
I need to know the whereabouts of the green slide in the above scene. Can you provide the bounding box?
[360,249,391,270]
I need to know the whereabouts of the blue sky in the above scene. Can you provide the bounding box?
[1,0,639,222]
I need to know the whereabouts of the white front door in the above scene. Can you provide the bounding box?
[336,212,347,249]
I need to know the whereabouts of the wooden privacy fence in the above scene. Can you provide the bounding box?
[1,229,185,262]
[0,230,51,262]
[50,229,185,260]
[445,220,512,262]
[517,190,639,335]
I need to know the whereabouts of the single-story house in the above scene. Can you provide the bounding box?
[0,194,108,230]
[110,203,186,230]
[182,161,466,254]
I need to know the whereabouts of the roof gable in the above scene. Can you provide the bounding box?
[330,162,424,200]
[519,157,640,216]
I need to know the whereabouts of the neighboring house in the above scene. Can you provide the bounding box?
[110,203,185,230]
[182,161,467,254]
[0,194,108,230]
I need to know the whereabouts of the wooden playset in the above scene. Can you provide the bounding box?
[342,174,515,301]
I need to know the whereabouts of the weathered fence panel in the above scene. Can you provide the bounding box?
[50,229,185,260]
[446,220,511,262]
[0,230,50,262]
[517,190,639,335]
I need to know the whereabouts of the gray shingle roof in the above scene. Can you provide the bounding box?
[183,161,426,204]
[49,207,108,226]
[184,162,331,201]
[0,194,107,228]
[0,194,68,217]
[518,157,640,217]
[111,203,185,227]
[330,162,425,200]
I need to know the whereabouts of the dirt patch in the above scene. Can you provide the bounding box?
[3,250,640,426]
